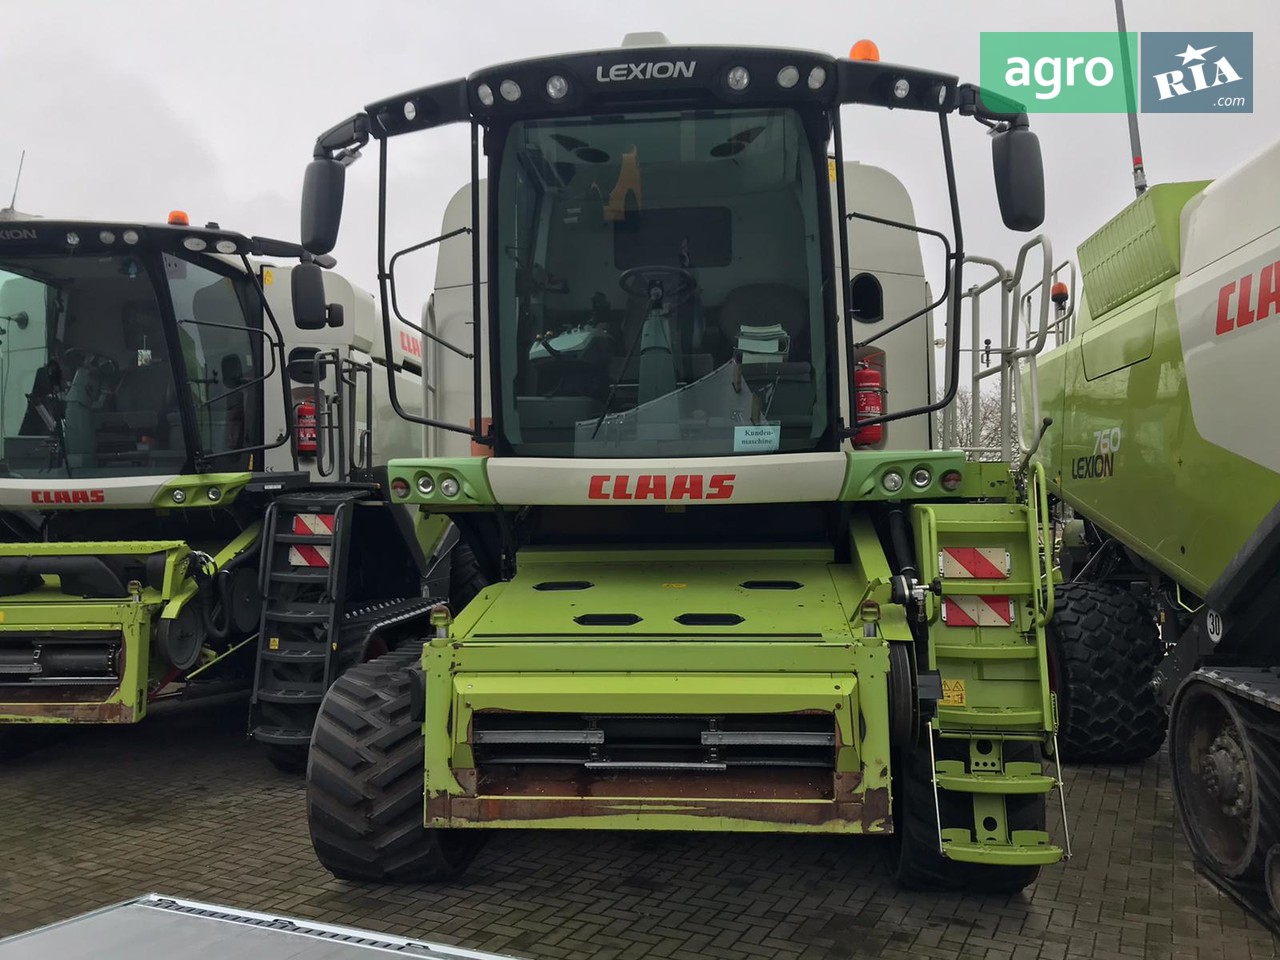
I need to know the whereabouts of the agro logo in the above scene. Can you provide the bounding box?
[0,228,37,241]
[588,473,734,500]
[1141,33,1252,113]
[1071,428,1120,481]
[595,61,696,83]
[1215,259,1280,335]
[31,489,106,504]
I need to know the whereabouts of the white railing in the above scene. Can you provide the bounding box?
[938,237,1065,461]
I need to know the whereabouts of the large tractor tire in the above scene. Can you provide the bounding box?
[895,737,1045,894]
[307,644,481,882]
[1046,582,1167,763]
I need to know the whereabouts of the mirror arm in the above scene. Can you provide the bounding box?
[955,82,1031,128]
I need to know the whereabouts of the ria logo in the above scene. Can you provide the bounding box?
[31,489,106,505]
[1141,32,1252,113]
[0,228,38,241]
[595,61,696,83]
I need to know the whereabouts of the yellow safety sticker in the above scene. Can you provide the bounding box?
[0,611,6,622]
[262,268,274,285]
[828,158,837,182]
[662,583,687,589]
[269,636,280,650]
[941,678,966,706]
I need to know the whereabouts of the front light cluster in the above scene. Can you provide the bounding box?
[392,473,461,500]
[170,485,222,504]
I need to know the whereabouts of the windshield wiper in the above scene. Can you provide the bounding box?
[589,294,655,440]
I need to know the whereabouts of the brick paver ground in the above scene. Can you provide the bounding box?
[0,697,1276,959]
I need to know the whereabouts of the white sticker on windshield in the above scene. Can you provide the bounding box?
[734,423,780,453]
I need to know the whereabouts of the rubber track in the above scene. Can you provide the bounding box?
[307,644,478,882]
[895,739,1044,894]
[1185,689,1280,932]
[1048,582,1167,763]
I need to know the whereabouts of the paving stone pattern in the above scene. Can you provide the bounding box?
[0,698,1276,959]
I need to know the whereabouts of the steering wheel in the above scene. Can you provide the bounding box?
[618,266,697,302]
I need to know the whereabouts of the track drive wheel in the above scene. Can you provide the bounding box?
[307,644,481,882]
[1170,680,1280,879]
[1047,582,1166,763]
[895,736,1044,894]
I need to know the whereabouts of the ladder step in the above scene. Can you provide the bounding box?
[942,838,1062,867]
[934,760,1055,794]
[259,648,328,663]
[255,688,325,705]
[937,706,1045,728]
[264,607,332,623]
[934,643,1039,661]
[250,726,313,745]
[269,569,332,584]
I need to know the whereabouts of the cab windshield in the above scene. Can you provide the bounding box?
[494,107,828,457]
[0,241,263,477]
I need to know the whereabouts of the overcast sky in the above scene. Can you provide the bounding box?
[2,0,1273,371]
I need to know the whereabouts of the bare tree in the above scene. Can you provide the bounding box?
[937,388,1011,460]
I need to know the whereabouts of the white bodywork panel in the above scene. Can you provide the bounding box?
[424,163,933,458]
[1175,137,1280,472]
[486,452,849,505]
[0,474,173,509]
[258,262,424,477]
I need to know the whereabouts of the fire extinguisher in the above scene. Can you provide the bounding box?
[853,361,883,448]
[296,399,317,457]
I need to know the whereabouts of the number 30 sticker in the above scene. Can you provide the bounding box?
[1206,609,1224,645]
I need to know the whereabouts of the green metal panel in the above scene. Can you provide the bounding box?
[1035,277,1280,595]
[1077,181,1209,322]
[388,457,496,508]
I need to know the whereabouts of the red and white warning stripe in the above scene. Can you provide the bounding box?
[939,547,1009,580]
[288,513,334,567]
[941,595,1015,628]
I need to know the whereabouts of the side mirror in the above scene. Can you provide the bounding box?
[291,262,329,330]
[326,302,345,328]
[301,158,346,256]
[991,125,1045,232]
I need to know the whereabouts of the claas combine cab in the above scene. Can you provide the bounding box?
[297,34,1069,891]
[0,212,459,769]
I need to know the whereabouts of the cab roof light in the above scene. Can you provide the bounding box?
[849,39,880,62]
[168,210,190,226]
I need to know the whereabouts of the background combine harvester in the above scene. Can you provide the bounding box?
[1028,137,1280,920]
[292,34,1074,892]
[0,207,484,771]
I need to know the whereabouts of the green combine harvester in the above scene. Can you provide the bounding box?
[294,34,1072,891]
[0,208,478,769]
[1030,136,1280,919]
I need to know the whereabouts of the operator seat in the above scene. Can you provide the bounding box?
[719,283,815,428]
[717,283,811,359]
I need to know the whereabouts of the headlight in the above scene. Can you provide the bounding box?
[440,476,460,498]
[477,83,494,107]
[546,75,569,100]
[416,474,435,496]
[882,470,904,493]
[911,468,932,489]
[390,478,410,499]
[171,489,187,504]
[727,66,750,91]
[776,66,800,89]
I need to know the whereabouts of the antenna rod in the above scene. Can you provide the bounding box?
[1114,0,1148,196]
[8,150,25,209]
